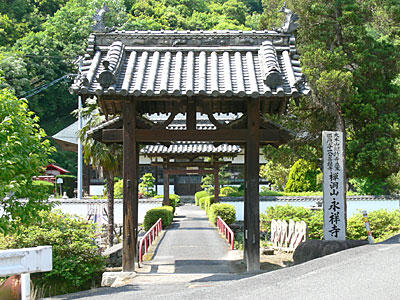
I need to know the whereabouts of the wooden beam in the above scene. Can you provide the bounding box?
[152,161,229,168]
[245,98,260,272]
[122,100,138,272]
[164,169,216,175]
[102,128,283,143]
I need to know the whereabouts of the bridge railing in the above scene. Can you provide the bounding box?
[0,246,52,300]
[217,217,235,250]
[138,218,163,263]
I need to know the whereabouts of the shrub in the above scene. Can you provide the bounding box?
[285,159,320,193]
[114,179,123,198]
[139,173,156,198]
[153,194,180,212]
[143,206,174,231]
[33,180,54,196]
[170,194,180,207]
[260,205,323,239]
[195,190,208,205]
[220,186,238,196]
[261,205,400,242]
[199,195,214,212]
[0,210,105,296]
[347,209,400,241]
[55,175,77,198]
[209,203,236,226]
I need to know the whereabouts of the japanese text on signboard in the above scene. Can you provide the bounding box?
[323,131,345,240]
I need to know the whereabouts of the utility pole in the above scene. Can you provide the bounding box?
[77,58,83,200]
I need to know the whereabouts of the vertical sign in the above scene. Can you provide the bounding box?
[323,131,346,240]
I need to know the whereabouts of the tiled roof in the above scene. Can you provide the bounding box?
[141,142,241,155]
[70,30,309,99]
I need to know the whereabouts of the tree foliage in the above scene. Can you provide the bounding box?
[260,161,290,191]
[78,97,122,246]
[139,173,157,198]
[0,0,399,193]
[285,159,320,192]
[0,82,55,232]
[261,0,400,192]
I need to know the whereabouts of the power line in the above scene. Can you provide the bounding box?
[19,74,76,99]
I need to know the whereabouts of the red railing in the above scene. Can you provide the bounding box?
[217,216,235,250]
[138,218,163,263]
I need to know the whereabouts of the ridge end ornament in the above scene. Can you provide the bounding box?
[277,2,299,34]
[93,4,110,33]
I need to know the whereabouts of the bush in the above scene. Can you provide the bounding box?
[0,210,105,296]
[170,194,180,207]
[261,205,400,242]
[143,206,174,231]
[195,190,208,205]
[285,159,320,193]
[114,179,123,198]
[209,203,236,226]
[220,186,239,196]
[55,175,77,198]
[33,180,54,196]
[260,205,323,239]
[347,209,400,241]
[199,195,215,213]
[139,173,156,198]
[154,194,180,212]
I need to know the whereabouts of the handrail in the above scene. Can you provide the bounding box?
[0,246,52,300]
[138,218,163,263]
[217,216,235,250]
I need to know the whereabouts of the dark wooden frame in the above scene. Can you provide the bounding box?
[118,97,271,273]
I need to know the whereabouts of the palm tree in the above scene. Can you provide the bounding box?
[77,98,122,247]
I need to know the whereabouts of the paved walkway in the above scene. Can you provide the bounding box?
[140,204,237,274]
[49,204,246,299]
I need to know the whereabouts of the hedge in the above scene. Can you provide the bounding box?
[0,210,105,296]
[195,190,208,206]
[143,206,174,231]
[55,175,77,198]
[33,180,54,196]
[260,205,400,242]
[261,205,323,240]
[199,195,215,213]
[209,203,236,226]
[154,194,181,211]
[219,186,243,197]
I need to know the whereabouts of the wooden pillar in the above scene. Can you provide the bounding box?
[122,99,138,272]
[214,168,220,203]
[163,169,170,206]
[243,144,248,263]
[244,99,260,272]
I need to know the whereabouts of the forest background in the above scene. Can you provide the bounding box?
[0,0,399,194]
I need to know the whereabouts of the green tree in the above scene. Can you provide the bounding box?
[78,97,122,247]
[139,173,157,197]
[260,1,400,191]
[285,159,320,192]
[260,161,290,191]
[0,82,55,233]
